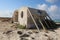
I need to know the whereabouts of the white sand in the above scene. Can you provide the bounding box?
[0,22,60,40]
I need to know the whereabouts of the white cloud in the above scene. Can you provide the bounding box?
[37,4,48,11]
[46,0,58,3]
[48,5,60,19]
[0,10,13,17]
[37,4,60,19]
[48,5,58,13]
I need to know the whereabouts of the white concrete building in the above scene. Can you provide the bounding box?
[12,7,53,28]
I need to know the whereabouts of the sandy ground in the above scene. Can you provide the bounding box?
[0,22,60,40]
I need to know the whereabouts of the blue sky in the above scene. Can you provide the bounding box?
[0,0,60,20]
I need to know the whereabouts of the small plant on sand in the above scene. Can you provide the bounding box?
[17,24,26,29]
